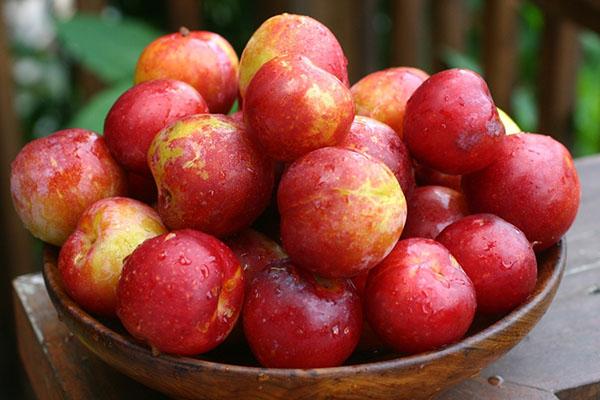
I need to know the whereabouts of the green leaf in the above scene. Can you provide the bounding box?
[511,85,537,132]
[440,47,482,74]
[66,80,132,133]
[228,99,239,114]
[57,14,162,83]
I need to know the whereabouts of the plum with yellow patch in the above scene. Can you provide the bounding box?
[58,197,166,316]
[116,229,244,356]
[243,259,362,368]
[104,79,209,176]
[497,107,521,134]
[244,54,354,161]
[365,238,476,354]
[134,29,238,114]
[238,13,348,99]
[338,116,415,198]
[278,147,406,278]
[10,128,127,246]
[148,114,274,237]
[351,67,428,138]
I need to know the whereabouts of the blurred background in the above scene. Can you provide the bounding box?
[1,0,599,398]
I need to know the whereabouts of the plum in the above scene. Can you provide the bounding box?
[402,186,469,239]
[224,228,287,291]
[404,68,505,175]
[148,114,274,237]
[59,197,166,316]
[10,129,127,246]
[462,133,580,251]
[228,110,244,124]
[365,238,476,354]
[414,162,462,192]
[243,260,362,368]
[278,147,406,278]
[104,79,208,176]
[351,67,428,138]
[498,107,521,134]
[135,29,238,113]
[126,172,157,204]
[437,214,537,314]
[338,116,415,198]
[244,54,354,161]
[238,13,348,99]
[117,229,244,355]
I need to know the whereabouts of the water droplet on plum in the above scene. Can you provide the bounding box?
[179,255,191,265]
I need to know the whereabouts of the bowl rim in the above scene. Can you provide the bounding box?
[43,239,566,378]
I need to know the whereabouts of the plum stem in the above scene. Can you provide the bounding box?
[179,26,190,37]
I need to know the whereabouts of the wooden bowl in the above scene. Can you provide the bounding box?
[43,240,566,400]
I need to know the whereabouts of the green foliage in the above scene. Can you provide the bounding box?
[573,32,600,156]
[67,80,132,133]
[58,13,162,135]
[440,48,482,74]
[57,13,161,83]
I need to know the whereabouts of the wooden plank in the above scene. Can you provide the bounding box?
[257,0,293,22]
[0,8,36,400]
[537,13,579,146]
[390,0,426,68]
[440,376,559,399]
[431,0,467,72]
[295,0,366,83]
[534,0,600,34]
[13,274,166,400]
[167,0,202,31]
[75,0,105,12]
[562,155,600,273]
[0,0,35,289]
[481,262,600,395]
[483,0,520,111]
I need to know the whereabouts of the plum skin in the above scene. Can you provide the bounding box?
[278,147,407,278]
[238,13,349,99]
[243,260,362,368]
[403,68,505,175]
[224,228,287,292]
[135,30,239,114]
[104,79,209,176]
[365,238,476,354]
[351,67,428,138]
[244,54,354,162]
[338,116,415,198]
[437,214,537,314]
[58,197,166,316]
[10,128,127,246]
[116,229,244,356]
[148,114,274,237]
[414,162,462,192]
[402,185,469,239]
[462,133,580,251]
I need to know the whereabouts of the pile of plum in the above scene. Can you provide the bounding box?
[10,13,580,369]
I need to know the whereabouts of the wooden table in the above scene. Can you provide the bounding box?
[13,155,600,400]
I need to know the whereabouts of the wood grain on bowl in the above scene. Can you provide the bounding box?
[42,241,566,400]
